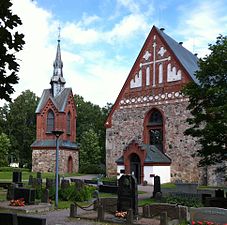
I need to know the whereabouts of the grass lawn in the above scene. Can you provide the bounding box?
[0,171,82,181]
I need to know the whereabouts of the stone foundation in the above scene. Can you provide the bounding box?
[32,149,79,173]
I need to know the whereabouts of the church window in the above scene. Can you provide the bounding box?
[67,112,71,134]
[144,109,163,151]
[47,110,55,133]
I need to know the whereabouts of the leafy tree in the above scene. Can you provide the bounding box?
[0,133,11,166]
[74,95,111,164]
[183,35,227,166]
[6,90,39,167]
[0,0,25,101]
[0,104,9,134]
[79,128,101,167]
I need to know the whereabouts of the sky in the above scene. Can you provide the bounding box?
[2,0,227,107]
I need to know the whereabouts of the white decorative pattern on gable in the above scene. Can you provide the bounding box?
[167,63,182,82]
[158,46,166,57]
[130,69,142,88]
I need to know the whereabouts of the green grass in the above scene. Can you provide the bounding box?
[0,189,6,201]
[0,171,81,181]
[161,183,176,189]
[138,198,155,206]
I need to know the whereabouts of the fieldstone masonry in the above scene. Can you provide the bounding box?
[106,99,201,183]
[32,149,78,173]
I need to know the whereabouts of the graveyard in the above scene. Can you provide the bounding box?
[0,170,227,225]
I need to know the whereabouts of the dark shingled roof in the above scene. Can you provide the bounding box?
[31,139,79,150]
[155,26,199,84]
[116,144,171,164]
[35,88,72,113]
[142,144,171,164]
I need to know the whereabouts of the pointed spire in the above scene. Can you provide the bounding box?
[50,25,66,97]
[53,26,63,77]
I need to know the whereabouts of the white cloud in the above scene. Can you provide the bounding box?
[62,23,100,45]
[106,14,148,42]
[176,1,227,57]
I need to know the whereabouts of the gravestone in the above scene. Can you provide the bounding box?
[153,175,161,197]
[72,179,84,191]
[28,175,33,185]
[7,183,16,200]
[0,212,17,225]
[12,171,22,183]
[41,189,49,203]
[61,179,70,189]
[215,189,224,198]
[46,178,55,189]
[175,183,198,194]
[37,172,42,179]
[190,207,227,224]
[17,215,46,225]
[14,187,36,204]
[117,174,138,216]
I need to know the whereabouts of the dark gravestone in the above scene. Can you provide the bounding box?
[61,179,70,189]
[202,193,212,205]
[12,171,22,183]
[14,187,36,204]
[215,189,224,198]
[37,172,42,179]
[17,215,46,225]
[0,212,18,225]
[7,183,16,200]
[72,179,84,191]
[117,174,138,216]
[41,189,49,203]
[28,175,33,185]
[153,175,161,197]
[46,178,55,189]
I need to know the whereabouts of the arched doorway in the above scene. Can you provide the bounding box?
[130,153,141,184]
[67,156,73,173]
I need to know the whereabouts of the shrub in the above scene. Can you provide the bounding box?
[79,164,105,174]
[163,194,203,207]
[59,184,96,202]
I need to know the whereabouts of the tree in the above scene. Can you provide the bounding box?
[0,0,25,101]
[0,104,9,134]
[0,133,11,166]
[6,90,39,167]
[79,128,101,167]
[183,35,227,166]
[74,95,111,164]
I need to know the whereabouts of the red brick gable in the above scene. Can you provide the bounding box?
[36,90,76,142]
[105,26,198,128]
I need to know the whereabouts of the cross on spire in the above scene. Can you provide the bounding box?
[58,25,61,42]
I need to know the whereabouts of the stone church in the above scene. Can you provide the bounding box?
[105,25,202,185]
[31,38,79,174]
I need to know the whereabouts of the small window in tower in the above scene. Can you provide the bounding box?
[67,111,71,135]
[47,110,55,133]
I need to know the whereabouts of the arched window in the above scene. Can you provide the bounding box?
[144,109,163,151]
[67,112,71,134]
[47,110,54,133]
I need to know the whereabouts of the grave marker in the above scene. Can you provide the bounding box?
[153,175,161,197]
[117,174,138,216]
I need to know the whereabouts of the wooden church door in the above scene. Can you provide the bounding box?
[67,156,73,173]
[130,154,141,184]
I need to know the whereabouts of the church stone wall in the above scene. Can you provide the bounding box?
[106,99,201,183]
[32,149,79,173]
